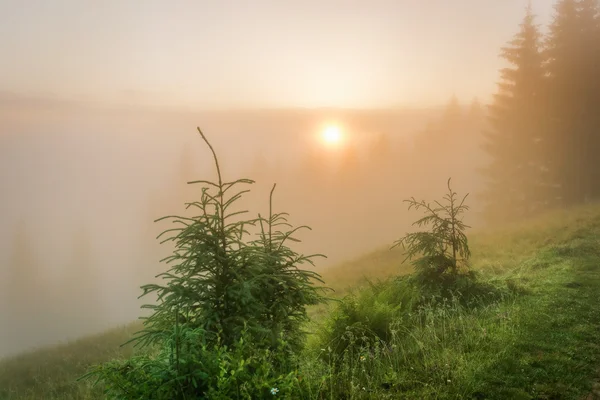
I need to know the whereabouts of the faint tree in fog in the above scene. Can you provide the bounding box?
[442,95,463,129]
[62,224,104,328]
[544,0,600,205]
[480,4,551,223]
[4,220,45,329]
[414,96,464,157]
[337,143,361,188]
[411,96,485,197]
[467,98,485,126]
[299,147,330,189]
[465,98,486,147]
[367,132,393,169]
[578,0,600,200]
[414,120,439,156]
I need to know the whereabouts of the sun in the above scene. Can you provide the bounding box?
[322,125,342,145]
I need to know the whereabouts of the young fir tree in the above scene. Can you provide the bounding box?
[392,178,471,286]
[136,128,327,348]
[480,4,550,223]
[83,128,329,398]
[249,183,328,353]
[544,0,600,205]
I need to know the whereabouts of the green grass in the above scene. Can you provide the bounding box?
[306,215,600,399]
[0,324,143,400]
[2,203,600,399]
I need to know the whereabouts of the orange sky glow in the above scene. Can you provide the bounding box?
[0,0,554,110]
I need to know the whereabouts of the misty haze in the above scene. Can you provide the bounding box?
[1,1,600,399]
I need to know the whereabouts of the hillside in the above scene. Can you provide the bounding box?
[1,203,600,399]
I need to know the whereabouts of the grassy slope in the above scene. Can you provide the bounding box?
[1,204,600,399]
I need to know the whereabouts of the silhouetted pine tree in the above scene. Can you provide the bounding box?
[544,0,600,204]
[480,4,550,223]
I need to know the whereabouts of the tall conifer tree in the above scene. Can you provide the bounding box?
[481,4,549,223]
[545,0,600,204]
[577,0,600,199]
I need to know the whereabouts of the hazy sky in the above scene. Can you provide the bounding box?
[1,0,554,109]
[0,0,563,357]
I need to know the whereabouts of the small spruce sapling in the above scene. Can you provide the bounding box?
[392,178,472,286]
[251,184,328,354]
[133,128,328,350]
[132,128,262,350]
[81,128,329,399]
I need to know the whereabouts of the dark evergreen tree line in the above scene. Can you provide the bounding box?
[481,0,600,223]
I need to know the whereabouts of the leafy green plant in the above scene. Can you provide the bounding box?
[81,127,328,399]
[392,178,472,287]
[83,325,304,399]
[316,276,419,365]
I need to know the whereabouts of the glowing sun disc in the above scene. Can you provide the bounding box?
[322,126,342,144]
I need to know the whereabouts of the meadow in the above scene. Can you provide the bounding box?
[1,201,600,399]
